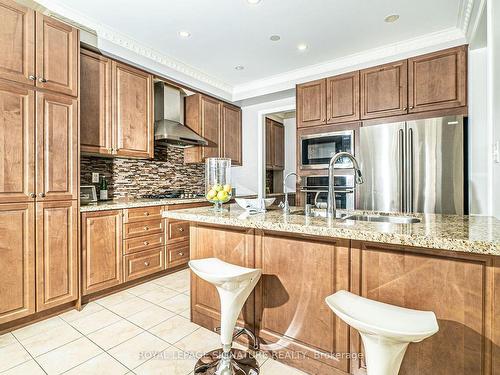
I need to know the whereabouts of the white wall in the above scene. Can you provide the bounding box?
[231,96,295,196]
[468,47,491,215]
[283,117,297,192]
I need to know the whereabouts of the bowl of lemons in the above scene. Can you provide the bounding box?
[205,158,233,211]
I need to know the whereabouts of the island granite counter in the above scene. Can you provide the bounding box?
[164,204,500,375]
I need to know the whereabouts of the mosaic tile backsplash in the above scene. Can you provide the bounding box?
[81,144,205,198]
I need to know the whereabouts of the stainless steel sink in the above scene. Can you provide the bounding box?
[343,214,421,224]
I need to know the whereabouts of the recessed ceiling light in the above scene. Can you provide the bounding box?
[247,0,261,4]
[297,43,308,51]
[235,65,245,70]
[270,35,281,41]
[178,30,191,38]
[384,14,400,23]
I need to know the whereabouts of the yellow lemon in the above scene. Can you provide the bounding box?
[206,190,217,200]
[217,191,228,201]
[213,184,223,192]
[223,184,232,193]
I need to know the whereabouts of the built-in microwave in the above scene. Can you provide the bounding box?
[300,175,355,210]
[300,130,354,169]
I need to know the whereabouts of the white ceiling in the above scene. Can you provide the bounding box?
[35,0,477,101]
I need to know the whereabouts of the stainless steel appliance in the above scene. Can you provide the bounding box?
[357,115,466,214]
[301,175,355,210]
[300,130,354,169]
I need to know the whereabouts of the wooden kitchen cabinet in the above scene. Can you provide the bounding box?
[36,91,78,201]
[35,13,78,97]
[0,0,35,86]
[80,49,112,155]
[327,71,360,124]
[265,118,284,170]
[0,82,35,204]
[297,79,327,128]
[123,247,165,282]
[221,103,242,166]
[81,210,123,295]
[360,60,408,120]
[112,61,153,159]
[35,200,78,311]
[0,203,35,324]
[408,45,467,113]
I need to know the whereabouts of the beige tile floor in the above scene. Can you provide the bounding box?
[0,269,306,375]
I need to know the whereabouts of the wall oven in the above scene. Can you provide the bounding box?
[300,175,355,210]
[300,130,354,169]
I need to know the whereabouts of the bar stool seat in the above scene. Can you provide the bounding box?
[326,290,438,375]
[189,258,262,375]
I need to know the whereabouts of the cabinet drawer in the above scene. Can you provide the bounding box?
[124,219,163,239]
[123,233,164,255]
[123,248,164,282]
[123,206,163,223]
[167,220,190,243]
[167,241,190,268]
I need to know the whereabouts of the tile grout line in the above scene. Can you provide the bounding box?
[10,333,48,375]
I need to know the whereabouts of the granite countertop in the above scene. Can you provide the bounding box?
[162,204,500,256]
[80,197,208,212]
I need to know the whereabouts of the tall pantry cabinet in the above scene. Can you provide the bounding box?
[0,0,79,325]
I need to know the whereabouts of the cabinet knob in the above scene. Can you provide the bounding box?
[144,261,150,266]
[144,241,149,245]
[410,106,414,109]
[29,192,36,198]
[144,226,149,231]
[144,212,149,216]
[178,252,184,256]
[28,75,37,81]
[38,77,47,83]
[179,227,184,232]
[39,192,46,198]
[403,107,407,111]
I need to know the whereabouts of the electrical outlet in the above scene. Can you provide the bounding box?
[92,173,100,183]
[494,141,500,164]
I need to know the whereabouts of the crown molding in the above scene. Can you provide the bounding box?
[458,0,475,35]
[232,27,467,101]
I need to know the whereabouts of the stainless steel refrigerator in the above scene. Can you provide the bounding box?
[357,115,467,215]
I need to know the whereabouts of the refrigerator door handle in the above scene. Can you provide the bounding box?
[407,127,414,213]
[398,128,405,212]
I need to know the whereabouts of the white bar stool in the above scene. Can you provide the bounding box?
[189,258,262,375]
[325,290,438,375]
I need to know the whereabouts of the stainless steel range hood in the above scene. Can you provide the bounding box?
[154,82,208,148]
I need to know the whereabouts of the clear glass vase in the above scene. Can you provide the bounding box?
[205,158,232,211]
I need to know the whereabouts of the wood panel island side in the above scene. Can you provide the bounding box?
[163,205,500,375]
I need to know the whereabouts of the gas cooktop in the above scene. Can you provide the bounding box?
[142,190,204,200]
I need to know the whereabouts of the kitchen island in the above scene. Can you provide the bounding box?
[164,205,500,375]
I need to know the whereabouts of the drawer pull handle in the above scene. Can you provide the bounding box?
[144,226,149,230]
[144,261,150,266]
[178,252,184,256]
[144,241,149,245]
[179,227,184,232]
[144,212,149,216]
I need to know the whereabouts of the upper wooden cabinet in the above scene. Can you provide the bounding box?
[35,200,78,311]
[80,49,112,155]
[297,79,326,128]
[0,202,35,324]
[327,71,360,123]
[81,210,123,295]
[36,92,78,201]
[408,45,467,113]
[221,103,242,166]
[112,61,154,159]
[184,93,242,165]
[266,118,284,170]
[0,81,35,204]
[360,60,408,120]
[35,14,78,97]
[0,0,35,86]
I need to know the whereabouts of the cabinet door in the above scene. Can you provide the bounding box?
[36,92,78,201]
[327,71,360,124]
[221,103,242,166]
[297,79,326,128]
[0,0,35,85]
[361,60,408,119]
[0,82,35,203]
[200,95,221,160]
[255,233,350,373]
[35,13,78,97]
[112,62,153,159]
[265,118,274,169]
[408,46,467,113]
[81,210,122,295]
[272,121,284,170]
[0,203,35,324]
[35,200,77,311]
[80,49,112,155]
